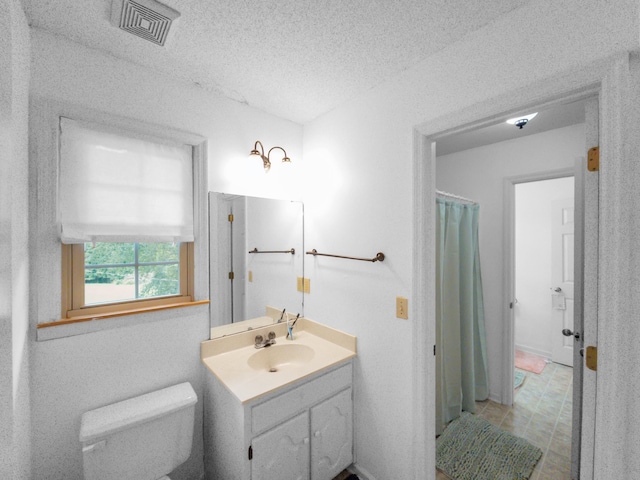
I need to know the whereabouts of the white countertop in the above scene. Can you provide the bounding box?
[201,318,357,403]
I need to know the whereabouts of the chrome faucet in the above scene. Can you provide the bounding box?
[255,331,276,349]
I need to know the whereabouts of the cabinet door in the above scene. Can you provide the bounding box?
[252,411,310,480]
[310,388,353,480]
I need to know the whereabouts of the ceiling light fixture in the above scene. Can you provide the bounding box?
[249,141,291,173]
[506,112,538,129]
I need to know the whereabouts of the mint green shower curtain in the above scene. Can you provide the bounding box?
[435,198,489,435]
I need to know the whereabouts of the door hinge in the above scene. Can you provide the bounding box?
[228,271,234,280]
[585,346,597,371]
[587,146,599,172]
[228,214,234,222]
[433,345,436,356]
[248,445,253,460]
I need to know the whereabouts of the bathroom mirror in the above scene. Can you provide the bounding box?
[209,192,304,338]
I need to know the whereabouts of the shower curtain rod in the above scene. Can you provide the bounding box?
[436,190,478,205]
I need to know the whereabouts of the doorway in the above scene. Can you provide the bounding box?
[433,102,589,479]
[514,176,576,368]
[512,175,576,479]
[412,56,635,480]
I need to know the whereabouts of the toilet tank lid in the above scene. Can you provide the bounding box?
[79,382,197,444]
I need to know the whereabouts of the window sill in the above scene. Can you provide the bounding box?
[36,300,210,341]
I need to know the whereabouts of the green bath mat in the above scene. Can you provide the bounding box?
[514,369,526,389]
[436,412,542,480]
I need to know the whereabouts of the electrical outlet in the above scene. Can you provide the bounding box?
[248,270,253,282]
[396,296,408,319]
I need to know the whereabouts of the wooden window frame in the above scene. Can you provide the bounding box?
[61,242,195,320]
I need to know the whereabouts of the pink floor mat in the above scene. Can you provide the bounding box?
[515,349,547,374]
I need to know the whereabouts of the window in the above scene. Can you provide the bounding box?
[62,241,194,319]
[58,118,197,321]
[83,242,181,305]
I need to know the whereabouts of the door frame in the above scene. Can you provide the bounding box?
[502,167,576,407]
[409,54,631,479]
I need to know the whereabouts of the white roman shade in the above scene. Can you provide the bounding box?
[58,118,194,243]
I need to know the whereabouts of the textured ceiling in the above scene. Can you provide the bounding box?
[21,0,528,123]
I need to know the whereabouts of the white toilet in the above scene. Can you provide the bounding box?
[79,382,197,480]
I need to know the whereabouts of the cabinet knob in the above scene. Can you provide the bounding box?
[314,431,321,437]
[303,438,309,444]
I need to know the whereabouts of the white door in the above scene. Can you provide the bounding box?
[550,197,575,366]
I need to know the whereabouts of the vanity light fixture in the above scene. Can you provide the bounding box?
[249,140,291,173]
[506,112,538,129]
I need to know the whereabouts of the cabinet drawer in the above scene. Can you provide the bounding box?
[251,362,352,434]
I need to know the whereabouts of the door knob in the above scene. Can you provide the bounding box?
[562,328,580,340]
[552,287,562,292]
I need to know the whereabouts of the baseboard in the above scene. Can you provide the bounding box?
[349,463,376,480]
[488,392,502,404]
[515,344,551,359]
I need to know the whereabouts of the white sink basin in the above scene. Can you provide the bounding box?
[248,344,314,372]
[201,318,357,403]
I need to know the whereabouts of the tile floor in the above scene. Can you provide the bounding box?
[436,362,574,480]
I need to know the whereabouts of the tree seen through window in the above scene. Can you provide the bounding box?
[84,242,180,305]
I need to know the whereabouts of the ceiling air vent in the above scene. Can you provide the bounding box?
[111,0,180,46]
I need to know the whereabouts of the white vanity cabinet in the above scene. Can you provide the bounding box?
[204,361,353,480]
[252,387,353,480]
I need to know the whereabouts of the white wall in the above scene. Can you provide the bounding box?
[302,1,637,478]
[0,0,31,478]
[437,125,583,400]
[16,1,640,479]
[515,177,574,358]
[28,29,302,479]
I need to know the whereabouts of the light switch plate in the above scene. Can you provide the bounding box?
[396,296,408,319]
[297,277,310,293]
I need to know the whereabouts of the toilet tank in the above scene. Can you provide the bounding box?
[80,382,197,480]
